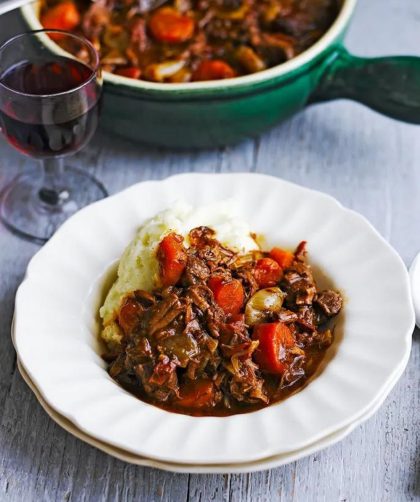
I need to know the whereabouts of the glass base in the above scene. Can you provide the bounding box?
[0,166,107,244]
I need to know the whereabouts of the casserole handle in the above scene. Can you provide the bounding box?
[311,47,420,124]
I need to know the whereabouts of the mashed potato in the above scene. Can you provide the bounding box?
[100,200,259,332]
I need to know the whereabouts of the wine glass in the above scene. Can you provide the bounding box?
[0,29,107,243]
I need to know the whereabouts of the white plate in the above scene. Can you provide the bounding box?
[13,173,414,465]
[409,252,420,328]
[15,352,407,474]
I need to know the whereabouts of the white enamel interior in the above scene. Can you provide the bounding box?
[14,173,414,464]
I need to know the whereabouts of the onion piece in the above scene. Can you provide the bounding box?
[235,46,266,73]
[144,60,186,82]
[245,287,286,326]
[232,251,263,269]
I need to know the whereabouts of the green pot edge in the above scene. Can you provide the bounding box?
[103,36,349,103]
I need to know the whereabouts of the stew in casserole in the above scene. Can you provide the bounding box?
[40,0,340,82]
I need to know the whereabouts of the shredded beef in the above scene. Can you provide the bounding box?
[103,229,343,416]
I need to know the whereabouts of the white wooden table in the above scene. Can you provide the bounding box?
[0,1,419,500]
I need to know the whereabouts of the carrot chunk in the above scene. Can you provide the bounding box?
[149,7,195,43]
[253,322,296,374]
[208,276,244,315]
[254,257,282,287]
[115,67,141,79]
[157,233,187,287]
[41,2,80,32]
[192,60,236,81]
[177,379,216,408]
[269,247,294,270]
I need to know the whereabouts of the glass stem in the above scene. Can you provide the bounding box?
[38,157,70,208]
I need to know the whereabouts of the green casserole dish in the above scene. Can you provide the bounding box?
[21,0,420,148]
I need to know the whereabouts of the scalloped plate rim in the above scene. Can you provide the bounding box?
[13,172,415,464]
[15,350,409,474]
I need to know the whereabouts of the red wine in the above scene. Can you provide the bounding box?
[0,57,100,158]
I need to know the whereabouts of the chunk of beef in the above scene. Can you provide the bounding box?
[134,289,156,307]
[147,293,184,335]
[125,337,153,365]
[234,266,259,300]
[295,329,333,350]
[315,290,343,317]
[189,227,236,269]
[296,306,317,331]
[228,359,268,404]
[279,353,306,389]
[109,353,126,378]
[82,2,109,39]
[135,357,179,402]
[281,261,317,307]
[294,240,308,261]
[130,17,149,53]
[186,284,212,312]
[219,314,249,347]
[183,255,210,286]
[276,308,299,324]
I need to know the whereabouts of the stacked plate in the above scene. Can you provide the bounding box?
[13,173,414,473]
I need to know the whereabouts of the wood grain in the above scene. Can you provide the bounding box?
[0,0,419,500]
